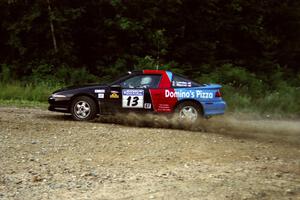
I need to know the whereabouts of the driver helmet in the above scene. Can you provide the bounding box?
[140,76,152,85]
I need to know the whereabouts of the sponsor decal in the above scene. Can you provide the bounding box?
[98,93,104,98]
[122,90,143,96]
[172,81,192,87]
[144,103,152,109]
[122,89,144,108]
[94,89,105,93]
[165,90,213,99]
[109,90,119,98]
[110,93,119,98]
[157,104,171,112]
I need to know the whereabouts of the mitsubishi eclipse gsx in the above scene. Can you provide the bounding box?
[48,70,226,123]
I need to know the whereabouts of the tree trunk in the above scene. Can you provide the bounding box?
[47,0,58,53]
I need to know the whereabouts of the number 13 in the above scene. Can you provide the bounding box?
[127,96,139,107]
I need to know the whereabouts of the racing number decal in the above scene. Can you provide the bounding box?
[122,89,144,108]
[126,96,139,107]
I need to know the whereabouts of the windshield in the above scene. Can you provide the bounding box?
[109,73,132,85]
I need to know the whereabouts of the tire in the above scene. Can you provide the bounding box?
[70,96,97,121]
[175,101,203,123]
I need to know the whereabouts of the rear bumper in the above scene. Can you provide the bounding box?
[202,101,226,117]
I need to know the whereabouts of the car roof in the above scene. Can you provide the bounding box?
[129,70,171,75]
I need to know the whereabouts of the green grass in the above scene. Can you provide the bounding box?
[222,85,300,118]
[0,99,47,109]
[0,81,62,102]
[0,81,299,118]
[0,81,62,108]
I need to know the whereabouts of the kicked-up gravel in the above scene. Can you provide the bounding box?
[0,107,299,200]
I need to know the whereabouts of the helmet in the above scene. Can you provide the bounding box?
[140,76,152,85]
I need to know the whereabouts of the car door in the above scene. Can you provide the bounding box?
[105,74,162,114]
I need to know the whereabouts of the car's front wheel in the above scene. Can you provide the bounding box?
[71,96,97,121]
[175,101,203,123]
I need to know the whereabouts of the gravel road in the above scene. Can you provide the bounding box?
[0,107,299,200]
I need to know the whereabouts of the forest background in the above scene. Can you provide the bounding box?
[0,0,299,116]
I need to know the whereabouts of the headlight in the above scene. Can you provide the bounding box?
[49,94,69,101]
[52,94,67,98]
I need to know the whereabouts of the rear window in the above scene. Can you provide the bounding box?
[172,74,201,88]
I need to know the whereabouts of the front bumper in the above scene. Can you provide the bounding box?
[48,105,69,113]
[48,97,70,113]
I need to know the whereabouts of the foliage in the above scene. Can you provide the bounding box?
[197,64,300,116]
[0,1,300,116]
[0,64,12,83]
[54,65,98,85]
[1,0,300,77]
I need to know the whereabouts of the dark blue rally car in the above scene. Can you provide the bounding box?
[48,70,226,122]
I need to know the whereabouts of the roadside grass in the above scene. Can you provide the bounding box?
[0,81,62,102]
[0,81,62,109]
[0,99,48,109]
[222,85,300,118]
[0,81,299,119]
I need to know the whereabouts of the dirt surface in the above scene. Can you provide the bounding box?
[0,107,299,200]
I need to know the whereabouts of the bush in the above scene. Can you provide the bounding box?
[24,63,98,85]
[55,67,98,85]
[0,64,13,83]
[196,64,300,116]
[133,56,157,70]
[133,56,185,74]
[30,63,54,84]
[0,62,299,117]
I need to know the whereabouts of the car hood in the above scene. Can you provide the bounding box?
[53,84,108,94]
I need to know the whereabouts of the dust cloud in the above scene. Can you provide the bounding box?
[97,113,300,145]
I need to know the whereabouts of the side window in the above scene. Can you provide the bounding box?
[120,75,161,89]
[172,74,200,88]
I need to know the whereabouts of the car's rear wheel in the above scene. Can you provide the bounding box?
[175,101,203,123]
[71,96,97,121]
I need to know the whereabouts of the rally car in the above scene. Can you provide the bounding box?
[48,70,226,122]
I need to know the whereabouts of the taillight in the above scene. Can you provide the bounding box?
[215,90,222,97]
